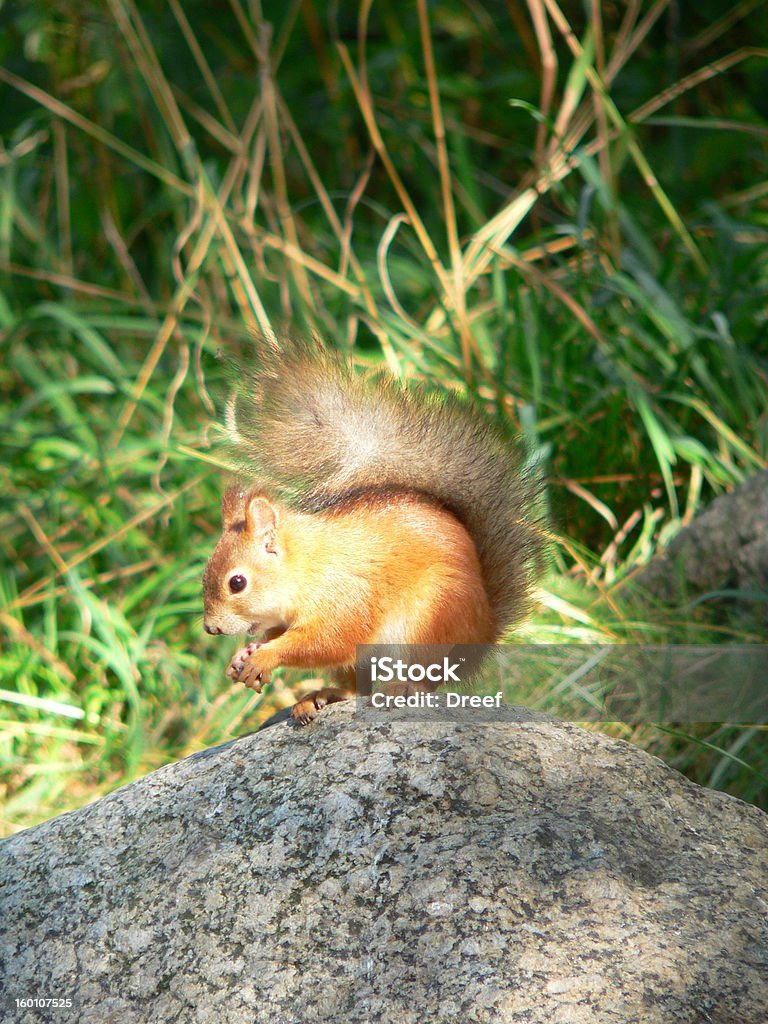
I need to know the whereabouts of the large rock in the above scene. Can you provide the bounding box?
[634,468,768,620]
[1,702,767,1023]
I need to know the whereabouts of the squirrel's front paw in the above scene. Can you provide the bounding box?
[226,642,262,681]
[236,646,275,692]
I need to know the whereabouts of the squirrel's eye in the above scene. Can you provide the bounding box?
[229,574,247,594]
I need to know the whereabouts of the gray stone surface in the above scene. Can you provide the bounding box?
[635,468,768,619]
[1,702,767,1024]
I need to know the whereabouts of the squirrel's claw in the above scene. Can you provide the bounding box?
[232,643,275,691]
[227,641,263,682]
[238,661,271,691]
[226,643,270,691]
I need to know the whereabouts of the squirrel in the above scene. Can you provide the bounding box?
[203,340,544,724]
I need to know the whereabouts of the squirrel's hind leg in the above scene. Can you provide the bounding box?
[290,666,356,726]
[396,562,496,647]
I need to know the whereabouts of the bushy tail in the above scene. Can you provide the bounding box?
[228,340,545,632]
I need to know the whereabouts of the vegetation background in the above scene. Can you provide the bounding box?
[1,0,767,835]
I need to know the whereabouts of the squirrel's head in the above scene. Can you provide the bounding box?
[202,485,290,637]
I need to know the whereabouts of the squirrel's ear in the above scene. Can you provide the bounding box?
[221,483,247,530]
[244,495,278,551]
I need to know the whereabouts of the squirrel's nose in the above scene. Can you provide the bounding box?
[204,623,223,635]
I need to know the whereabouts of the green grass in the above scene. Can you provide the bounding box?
[1,1,767,833]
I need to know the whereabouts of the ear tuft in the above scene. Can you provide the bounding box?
[221,483,247,530]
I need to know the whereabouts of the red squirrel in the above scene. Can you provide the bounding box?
[203,341,543,724]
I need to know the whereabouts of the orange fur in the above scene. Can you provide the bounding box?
[202,343,543,723]
[203,490,496,680]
